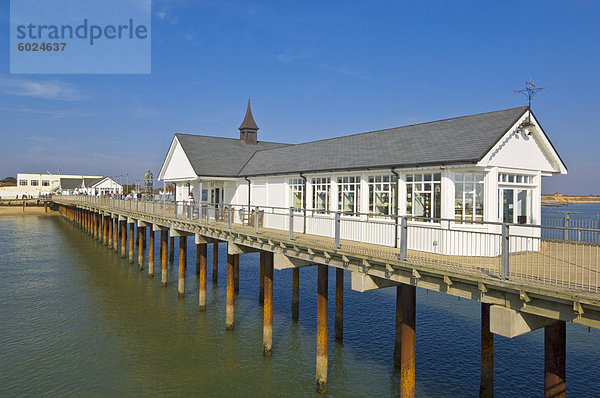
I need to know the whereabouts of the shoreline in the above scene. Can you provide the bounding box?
[0,207,57,216]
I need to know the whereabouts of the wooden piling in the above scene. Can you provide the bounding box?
[316,264,328,394]
[113,218,118,253]
[103,216,108,246]
[198,243,207,311]
[128,223,135,264]
[234,254,239,293]
[148,228,155,277]
[544,322,566,398]
[161,230,168,287]
[292,267,299,320]
[226,253,236,330]
[169,236,175,264]
[394,285,402,367]
[178,236,187,297]
[108,216,113,249]
[480,303,494,398]
[120,220,126,258]
[259,251,265,303]
[401,284,416,398]
[212,242,218,282]
[138,226,144,270]
[335,267,344,341]
[263,251,274,355]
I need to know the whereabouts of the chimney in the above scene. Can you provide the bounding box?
[238,99,259,145]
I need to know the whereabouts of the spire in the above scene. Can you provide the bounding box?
[239,98,259,144]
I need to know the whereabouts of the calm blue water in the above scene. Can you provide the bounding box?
[1,214,599,396]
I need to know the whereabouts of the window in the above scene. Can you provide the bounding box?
[501,188,531,224]
[407,173,441,220]
[498,173,533,185]
[42,180,50,187]
[368,175,397,216]
[19,180,27,186]
[337,176,360,214]
[289,178,305,211]
[455,172,484,221]
[312,177,330,213]
[31,180,39,186]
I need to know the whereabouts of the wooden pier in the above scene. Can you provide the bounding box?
[54,198,600,397]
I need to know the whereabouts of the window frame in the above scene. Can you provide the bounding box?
[454,171,484,222]
[289,178,306,212]
[406,172,441,222]
[368,174,397,217]
[337,176,361,216]
[311,177,331,214]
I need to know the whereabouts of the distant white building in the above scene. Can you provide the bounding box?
[0,173,122,198]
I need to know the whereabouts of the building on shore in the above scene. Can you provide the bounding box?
[158,102,566,255]
[0,173,122,199]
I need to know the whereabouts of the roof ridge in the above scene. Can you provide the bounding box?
[175,133,288,146]
[259,106,529,148]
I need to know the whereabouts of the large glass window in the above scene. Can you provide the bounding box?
[338,176,360,214]
[289,178,305,211]
[42,180,50,187]
[31,180,39,186]
[19,180,27,186]
[455,172,484,221]
[501,188,531,224]
[312,177,330,213]
[407,173,441,220]
[368,175,397,216]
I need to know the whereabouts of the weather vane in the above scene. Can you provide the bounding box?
[514,81,545,108]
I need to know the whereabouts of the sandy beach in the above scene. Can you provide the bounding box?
[0,206,56,216]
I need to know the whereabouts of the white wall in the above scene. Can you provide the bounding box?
[160,138,197,181]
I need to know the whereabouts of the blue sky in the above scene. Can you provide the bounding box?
[0,0,599,194]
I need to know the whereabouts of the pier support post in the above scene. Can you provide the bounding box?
[394,285,402,367]
[480,303,494,398]
[226,253,236,330]
[234,254,239,293]
[178,237,187,297]
[335,268,344,341]
[120,221,126,258]
[259,252,265,303]
[292,268,299,320]
[169,236,175,264]
[148,229,155,277]
[108,216,113,249]
[401,284,416,398]
[129,223,135,264]
[103,216,108,246]
[113,218,118,253]
[263,251,274,355]
[161,230,168,287]
[544,322,566,398]
[316,264,328,394]
[198,243,207,311]
[138,225,144,270]
[94,213,99,240]
[212,242,218,282]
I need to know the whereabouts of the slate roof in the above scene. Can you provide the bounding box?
[175,106,530,177]
[60,178,84,190]
[84,177,104,187]
[175,134,289,177]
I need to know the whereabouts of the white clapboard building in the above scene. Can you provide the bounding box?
[158,101,566,256]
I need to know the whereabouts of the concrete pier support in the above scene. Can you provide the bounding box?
[401,284,416,398]
[480,303,494,398]
[263,251,274,355]
[226,254,236,330]
[128,223,135,264]
[212,242,218,282]
[198,243,207,311]
[544,322,566,398]
[259,251,265,303]
[148,229,155,277]
[178,236,187,298]
[316,264,328,394]
[234,254,239,293]
[161,230,168,287]
[169,236,175,264]
[292,268,299,320]
[138,226,144,270]
[335,268,344,341]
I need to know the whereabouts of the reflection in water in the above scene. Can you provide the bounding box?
[0,215,599,397]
